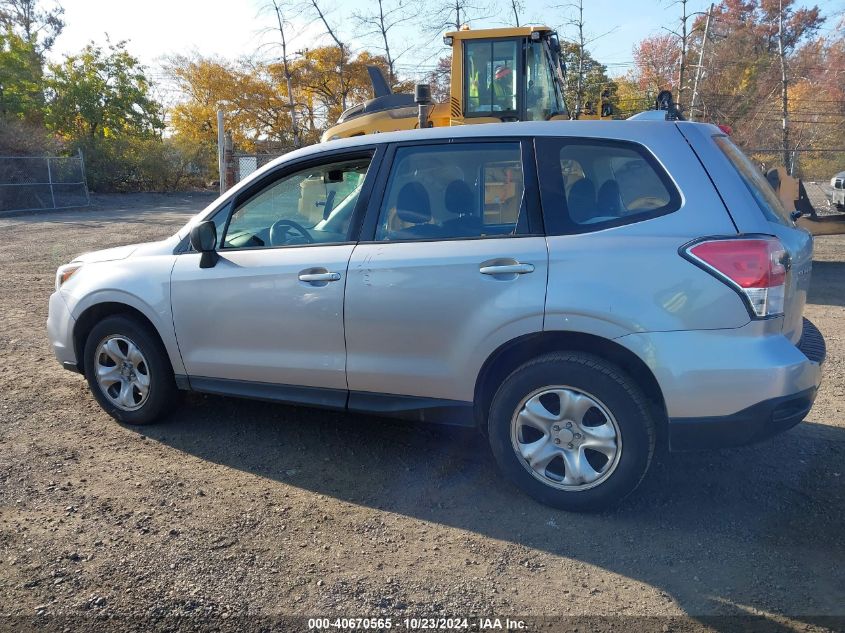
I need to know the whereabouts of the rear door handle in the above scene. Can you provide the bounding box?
[298,271,341,283]
[479,263,535,275]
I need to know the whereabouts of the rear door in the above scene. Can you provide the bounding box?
[678,123,813,343]
[343,138,548,410]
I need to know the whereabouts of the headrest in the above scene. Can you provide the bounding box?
[395,182,431,224]
[567,178,596,223]
[444,180,475,216]
[597,180,621,216]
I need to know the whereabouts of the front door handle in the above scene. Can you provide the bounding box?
[479,262,535,275]
[298,271,341,283]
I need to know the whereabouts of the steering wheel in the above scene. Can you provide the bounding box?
[269,219,314,246]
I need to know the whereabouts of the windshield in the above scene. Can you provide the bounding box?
[525,40,564,120]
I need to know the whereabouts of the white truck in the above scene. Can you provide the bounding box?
[831,171,844,210]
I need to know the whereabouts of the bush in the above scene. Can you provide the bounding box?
[75,135,215,192]
[0,118,60,155]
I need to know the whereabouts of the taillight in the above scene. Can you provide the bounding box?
[683,237,787,318]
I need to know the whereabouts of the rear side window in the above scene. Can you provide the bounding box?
[374,142,527,241]
[713,135,793,226]
[536,138,681,234]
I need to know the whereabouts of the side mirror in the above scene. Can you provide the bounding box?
[189,221,219,269]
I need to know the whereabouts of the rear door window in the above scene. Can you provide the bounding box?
[373,142,529,241]
[712,134,794,226]
[535,138,681,234]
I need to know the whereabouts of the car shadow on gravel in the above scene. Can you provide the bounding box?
[141,392,845,631]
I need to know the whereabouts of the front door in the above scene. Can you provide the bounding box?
[171,151,377,404]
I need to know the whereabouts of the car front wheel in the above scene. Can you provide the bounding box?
[487,352,656,511]
[83,315,177,425]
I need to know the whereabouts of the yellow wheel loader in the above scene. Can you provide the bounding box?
[321,25,613,143]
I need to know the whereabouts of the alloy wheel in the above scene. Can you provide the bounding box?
[510,386,622,491]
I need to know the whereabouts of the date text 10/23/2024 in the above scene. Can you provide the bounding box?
[307,617,527,630]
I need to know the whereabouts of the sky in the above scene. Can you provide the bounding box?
[51,0,845,83]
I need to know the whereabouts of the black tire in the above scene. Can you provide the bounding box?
[83,314,177,425]
[487,352,655,511]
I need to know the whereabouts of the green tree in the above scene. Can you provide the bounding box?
[560,41,616,118]
[45,41,163,141]
[0,28,42,120]
[0,0,64,53]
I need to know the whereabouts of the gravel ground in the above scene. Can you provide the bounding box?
[0,193,843,632]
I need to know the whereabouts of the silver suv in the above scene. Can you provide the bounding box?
[47,121,826,510]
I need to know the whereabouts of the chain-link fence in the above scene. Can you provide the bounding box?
[234,154,283,183]
[0,151,90,213]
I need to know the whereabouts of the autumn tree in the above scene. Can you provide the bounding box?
[612,74,653,118]
[166,55,294,151]
[286,47,394,128]
[424,55,451,103]
[621,0,838,177]
[632,33,678,97]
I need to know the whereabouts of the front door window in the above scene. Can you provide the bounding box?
[222,157,372,249]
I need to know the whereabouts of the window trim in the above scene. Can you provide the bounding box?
[535,137,682,236]
[358,137,544,244]
[463,37,524,120]
[182,146,384,254]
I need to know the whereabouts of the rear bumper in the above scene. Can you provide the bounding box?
[668,386,818,450]
[667,318,826,451]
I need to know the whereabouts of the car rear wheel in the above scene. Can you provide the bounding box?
[83,315,177,425]
[487,352,656,511]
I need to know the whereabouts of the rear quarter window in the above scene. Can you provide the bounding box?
[712,135,794,227]
[535,138,681,235]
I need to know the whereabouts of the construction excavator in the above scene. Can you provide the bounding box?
[321,25,614,142]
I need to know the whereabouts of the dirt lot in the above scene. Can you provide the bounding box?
[1,193,844,631]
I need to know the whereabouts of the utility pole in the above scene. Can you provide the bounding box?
[777,0,791,173]
[677,0,688,111]
[216,108,225,195]
[570,0,585,119]
[689,3,713,121]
